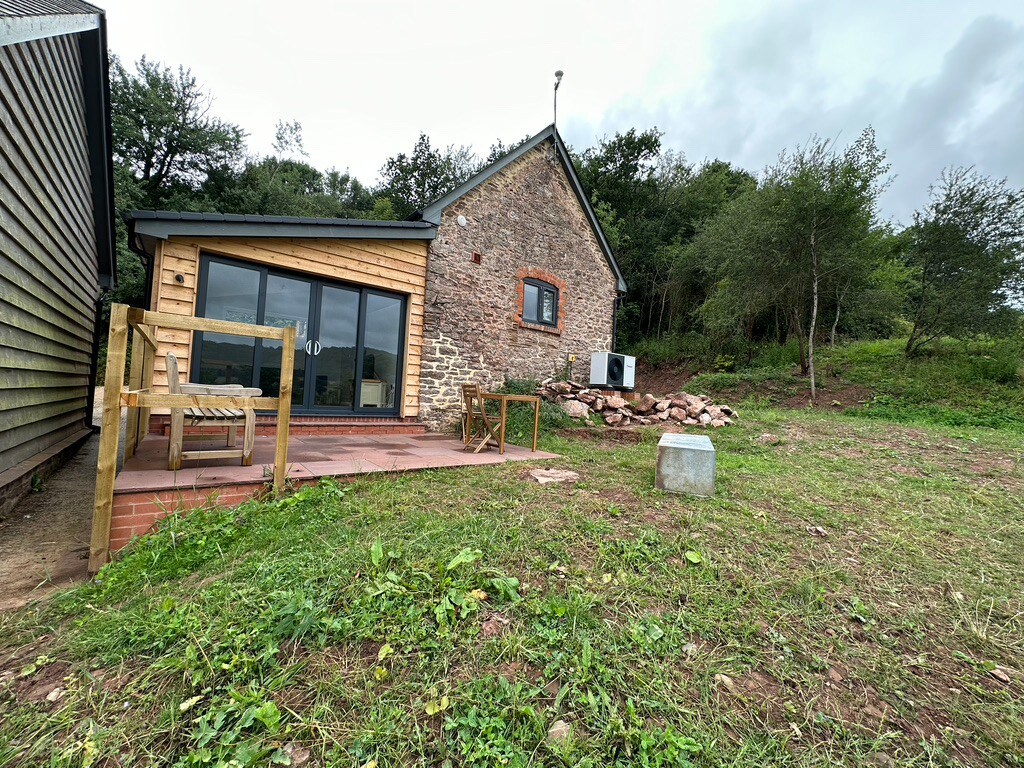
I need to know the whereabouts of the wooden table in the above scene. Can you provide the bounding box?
[480,393,541,453]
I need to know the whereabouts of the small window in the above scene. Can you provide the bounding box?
[523,279,558,327]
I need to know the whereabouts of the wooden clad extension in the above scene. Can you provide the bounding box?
[148,236,429,419]
[0,33,99,473]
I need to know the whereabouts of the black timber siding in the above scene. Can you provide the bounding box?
[0,31,99,474]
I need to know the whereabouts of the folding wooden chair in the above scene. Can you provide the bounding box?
[461,383,500,453]
[166,353,262,470]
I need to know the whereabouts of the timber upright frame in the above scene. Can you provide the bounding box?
[88,304,297,573]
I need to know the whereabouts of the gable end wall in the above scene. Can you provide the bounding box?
[420,142,617,429]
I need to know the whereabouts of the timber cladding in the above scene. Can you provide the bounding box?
[0,33,99,473]
[149,236,428,419]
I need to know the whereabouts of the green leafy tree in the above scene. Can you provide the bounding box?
[110,56,245,209]
[484,134,532,163]
[697,129,890,401]
[215,122,377,218]
[377,133,479,218]
[577,129,755,343]
[904,168,1024,355]
[666,160,757,334]
[577,129,673,341]
[108,56,245,308]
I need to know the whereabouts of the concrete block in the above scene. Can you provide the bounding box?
[656,433,715,497]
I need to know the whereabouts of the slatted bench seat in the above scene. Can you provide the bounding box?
[185,407,246,421]
[166,353,262,470]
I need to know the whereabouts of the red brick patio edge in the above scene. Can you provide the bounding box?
[109,482,281,552]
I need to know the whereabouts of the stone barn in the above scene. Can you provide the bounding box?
[411,124,627,429]
[126,124,625,434]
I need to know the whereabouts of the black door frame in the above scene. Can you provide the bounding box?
[192,252,407,416]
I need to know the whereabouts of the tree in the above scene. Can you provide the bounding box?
[377,134,479,218]
[576,129,756,343]
[577,129,674,341]
[110,56,245,209]
[484,134,532,163]
[213,122,378,219]
[903,168,1024,355]
[108,56,246,308]
[666,160,757,334]
[696,129,890,401]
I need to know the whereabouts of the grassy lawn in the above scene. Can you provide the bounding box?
[2,347,1022,766]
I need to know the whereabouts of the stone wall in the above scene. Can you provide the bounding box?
[419,142,618,430]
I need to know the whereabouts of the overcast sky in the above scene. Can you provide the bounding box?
[100,0,1024,224]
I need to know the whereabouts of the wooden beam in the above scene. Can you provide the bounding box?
[129,320,159,351]
[139,338,155,446]
[124,326,145,459]
[89,303,128,574]
[181,449,245,461]
[121,392,281,410]
[134,308,288,340]
[273,326,296,490]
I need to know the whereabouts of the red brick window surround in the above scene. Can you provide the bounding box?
[516,268,566,334]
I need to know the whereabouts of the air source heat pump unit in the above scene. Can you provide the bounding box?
[590,352,636,390]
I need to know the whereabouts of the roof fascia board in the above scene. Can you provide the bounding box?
[131,219,437,242]
[0,13,99,46]
[79,21,116,286]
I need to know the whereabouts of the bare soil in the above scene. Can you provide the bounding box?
[633,361,698,398]
[0,437,95,611]
[0,389,110,612]
[635,363,873,412]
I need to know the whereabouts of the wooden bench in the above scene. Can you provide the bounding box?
[166,353,262,470]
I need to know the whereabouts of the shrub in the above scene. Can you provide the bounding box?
[967,343,1022,384]
[628,332,749,368]
[501,377,539,395]
[749,339,803,370]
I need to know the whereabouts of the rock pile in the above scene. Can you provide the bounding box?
[536,380,737,428]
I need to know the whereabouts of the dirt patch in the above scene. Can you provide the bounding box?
[479,612,512,639]
[810,663,894,732]
[634,362,697,398]
[591,486,638,510]
[637,364,874,413]
[0,436,97,612]
[4,660,71,705]
[495,661,543,683]
[892,464,927,478]
[730,380,873,412]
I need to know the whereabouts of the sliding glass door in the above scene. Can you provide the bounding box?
[358,292,403,410]
[311,285,360,409]
[193,255,406,414]
[260,273,313,405]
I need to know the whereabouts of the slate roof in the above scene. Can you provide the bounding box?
[0,0,103,16]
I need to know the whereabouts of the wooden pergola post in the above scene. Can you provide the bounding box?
[88,304,296,574]
[88,303,128,573]
[273,325,295,490]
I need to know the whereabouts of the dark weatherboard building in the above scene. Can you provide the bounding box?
[0,1,115,514]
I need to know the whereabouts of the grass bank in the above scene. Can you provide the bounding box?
[638,338,1024,433]
[1,399,1022,766]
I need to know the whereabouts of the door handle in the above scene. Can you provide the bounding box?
[313,340,322,356]
[304,339,314,355]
